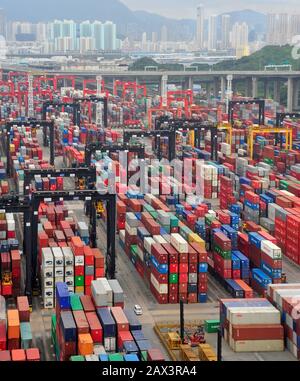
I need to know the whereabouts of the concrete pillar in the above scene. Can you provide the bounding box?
[185,76,193,91]
[252,77,258,98]
[221,77,226,101]
[287,77,294,112]
[293,80,300,110]
[245,78,252,97]
[212,78,219,98]
[232,81,237,96]
[274,80,281,103]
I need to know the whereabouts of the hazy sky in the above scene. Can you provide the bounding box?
[121,0,300,19]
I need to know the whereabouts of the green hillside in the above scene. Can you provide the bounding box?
[130,45,300,72]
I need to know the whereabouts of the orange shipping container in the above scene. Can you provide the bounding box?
[7,310,20,339]
[11,349,26,361]
[78,333,93,356]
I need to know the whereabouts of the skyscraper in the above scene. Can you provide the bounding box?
[231,22,249,58]
[196,4,204,49]
[266,14,277,44]
[49,20,77,51]
[289,15,300,43]
[267,13,289,45]
[92,21,104,50]
[80,21,92,38]
[221,15,231,50]
[161,25,168,42]
[0,9,6,37]
[208,15,217,51]
[103,21,116,50]
[277,13,289,45]
[36,23,48,42]
[152,32,158,43]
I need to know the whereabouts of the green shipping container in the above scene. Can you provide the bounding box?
[169,273,178,284]
[109,353,124,361]
[213,244,231,260]
[70,355,85,361]
[149,211,158,220]
[70,294,83,311]
[170,215,179,228]
[131,245,138,257]
[75,276,84,287]
[141,351,148,361]
[144,204,155,213]
[204,319,220,333]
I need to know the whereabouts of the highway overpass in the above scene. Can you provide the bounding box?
[2,64,300,111]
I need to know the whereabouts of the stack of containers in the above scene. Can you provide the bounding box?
[53,282,164,361]
[267,283,300,360]
[220,298,284,352]
[0,212,20,297]
[119,194,209,304]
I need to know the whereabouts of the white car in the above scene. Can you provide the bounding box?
[134,304,143,316]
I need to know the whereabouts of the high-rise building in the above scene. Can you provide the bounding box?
[0,9,6,37]
[161,25,168,42]
[49,19,77,50]
[221,15,231,50]
[289,15,300,42]
[36,23,48,42]
[92,21,104,50]
[277,13,289,45]
[266,14,277,44]
[103,21,116,50]
[196,4,205,49]
[208,15,217,50]
[231,22,249,58]
[267,13,289,45]
[80,21,92,38]
[152,32,158,43]
[79,37,94,53]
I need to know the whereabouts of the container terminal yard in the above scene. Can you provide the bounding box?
[0,65,300,364]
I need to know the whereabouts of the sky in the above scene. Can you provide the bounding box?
[121,0,300,19]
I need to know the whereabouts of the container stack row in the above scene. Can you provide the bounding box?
[53,282,164,361]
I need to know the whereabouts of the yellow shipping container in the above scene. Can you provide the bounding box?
[187,233,205,248]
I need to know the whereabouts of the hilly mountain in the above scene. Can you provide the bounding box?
[0,1,266,41]
[0,0,195,40]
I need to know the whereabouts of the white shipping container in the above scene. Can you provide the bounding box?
[150,273,168,294]
[125,222,137,236]
[144,237,156,254]
[75,255,84,266]
[232,339,284,352]
[153,235,167,245]
[170,233,188,253]
[274,289,300,307]
[91,280,108,307]
[52,247,64,267]
[42,247,54,268]
[228,307,280,325]
[54,267,64,278]
[65,266,74,277]
[44,298,54,309]
[62,247,74,266]
[119,230,125,243]
[98,278,113,304]
[261,241,282,259]
[65,276,74,288]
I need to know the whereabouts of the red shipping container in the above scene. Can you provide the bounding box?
[70,237,84,256]
[151,244,168,264]
[80,295,96,312]
[17,296,30,322]
[169,283,178,293]
[0,322,6,350]
[169,263,178,273]
[85,275,94,286]
[95,268,105,278]
[73,311,89,334]
[11,349,26,362]
[179,293,188,303]
[0,350,11,361]
[75,266,84,277]
[178,282,188,293]
[8,338,19,350]
[118,331,134,350]
[26,348,40,361]
[84,246,94,266]
[86,312,103,344]
[151,266,168,284]
[231,325,284,341]
[179,263,188,273]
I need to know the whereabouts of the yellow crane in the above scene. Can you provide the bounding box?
[248,125,293,159]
